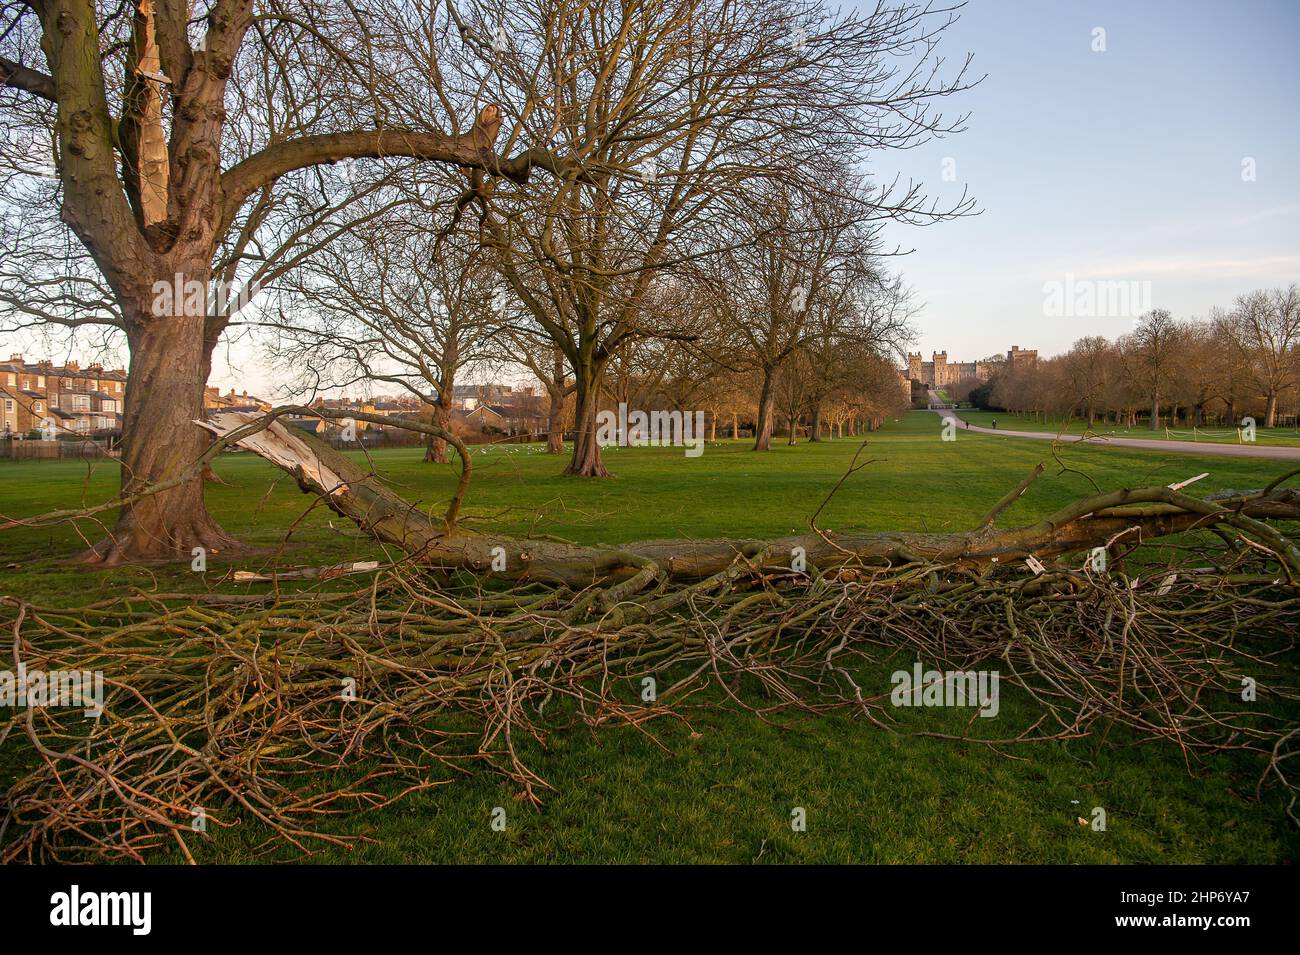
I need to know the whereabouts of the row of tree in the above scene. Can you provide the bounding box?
[1,0,976,561]
[950,290,1300,430]
[262,176,916,463]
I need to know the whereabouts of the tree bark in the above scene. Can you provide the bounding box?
[810,403,822,441]
[753,368,776,451]
[545,396,566,453]
[424,394,452,464]
[565,369,609,477]
[545,349,567,454]
[87,297,236,563]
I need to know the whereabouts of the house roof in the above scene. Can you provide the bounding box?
[1,363,125,381]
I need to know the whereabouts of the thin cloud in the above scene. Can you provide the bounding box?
[1230,203,1300,228]
[1010,256,1300,283]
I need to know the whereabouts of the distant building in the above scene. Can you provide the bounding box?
[904,345,1036,389]
[0,355,125,436]
[203,387,272,413]
[451,382,518,412]
[465,404,509,428]
[1007,345,1039,371]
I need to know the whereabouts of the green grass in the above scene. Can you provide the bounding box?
[954,409,1300,446]
[3,411,1290,600]
[1,411,1297,863]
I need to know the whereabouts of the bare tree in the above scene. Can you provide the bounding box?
[262,195,500,463]
[502,333,572,454]
[1124,309,1181,430]
[1061,336,1111,427]
[0,0,582,560]
[456,0,976,474]
[702,184,867,450]
[773,348,811,444]
[1231,286,1300,428]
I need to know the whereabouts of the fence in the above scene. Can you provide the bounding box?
[0,438,117,461]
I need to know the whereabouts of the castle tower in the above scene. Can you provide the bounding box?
[932,351,948,387]
[907,352,922,382]
[1008,345,1038,370]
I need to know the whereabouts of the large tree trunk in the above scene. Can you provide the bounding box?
[1150,396,1161,430]
[87,298,236,563]
[1265,392,1278,428]
[753,368,776,451]
[810,403,822,441]
[565,369,609,477]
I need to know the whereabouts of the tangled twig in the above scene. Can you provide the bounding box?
[2,525,1297,862]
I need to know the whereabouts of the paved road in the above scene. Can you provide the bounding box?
[929,408,1300,462]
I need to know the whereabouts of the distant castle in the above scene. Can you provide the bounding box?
[905,345,1038,389]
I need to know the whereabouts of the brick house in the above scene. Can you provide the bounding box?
[203,387,272,413]
[0,355,126,437]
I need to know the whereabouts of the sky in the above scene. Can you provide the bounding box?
[868,0,1300,365]
[8,1,1297,395]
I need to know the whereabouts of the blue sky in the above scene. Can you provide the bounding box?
[200,1,1298,392]
[870,0,1300,362]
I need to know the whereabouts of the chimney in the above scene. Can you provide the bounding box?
[65,360,78,372]
[8,354,22,363]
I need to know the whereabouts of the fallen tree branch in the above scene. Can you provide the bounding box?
[199,411,1300,588]
[3,537,1297,862]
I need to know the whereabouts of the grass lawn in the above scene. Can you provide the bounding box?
[953,408,1300,446]
[1,411,1297,863]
